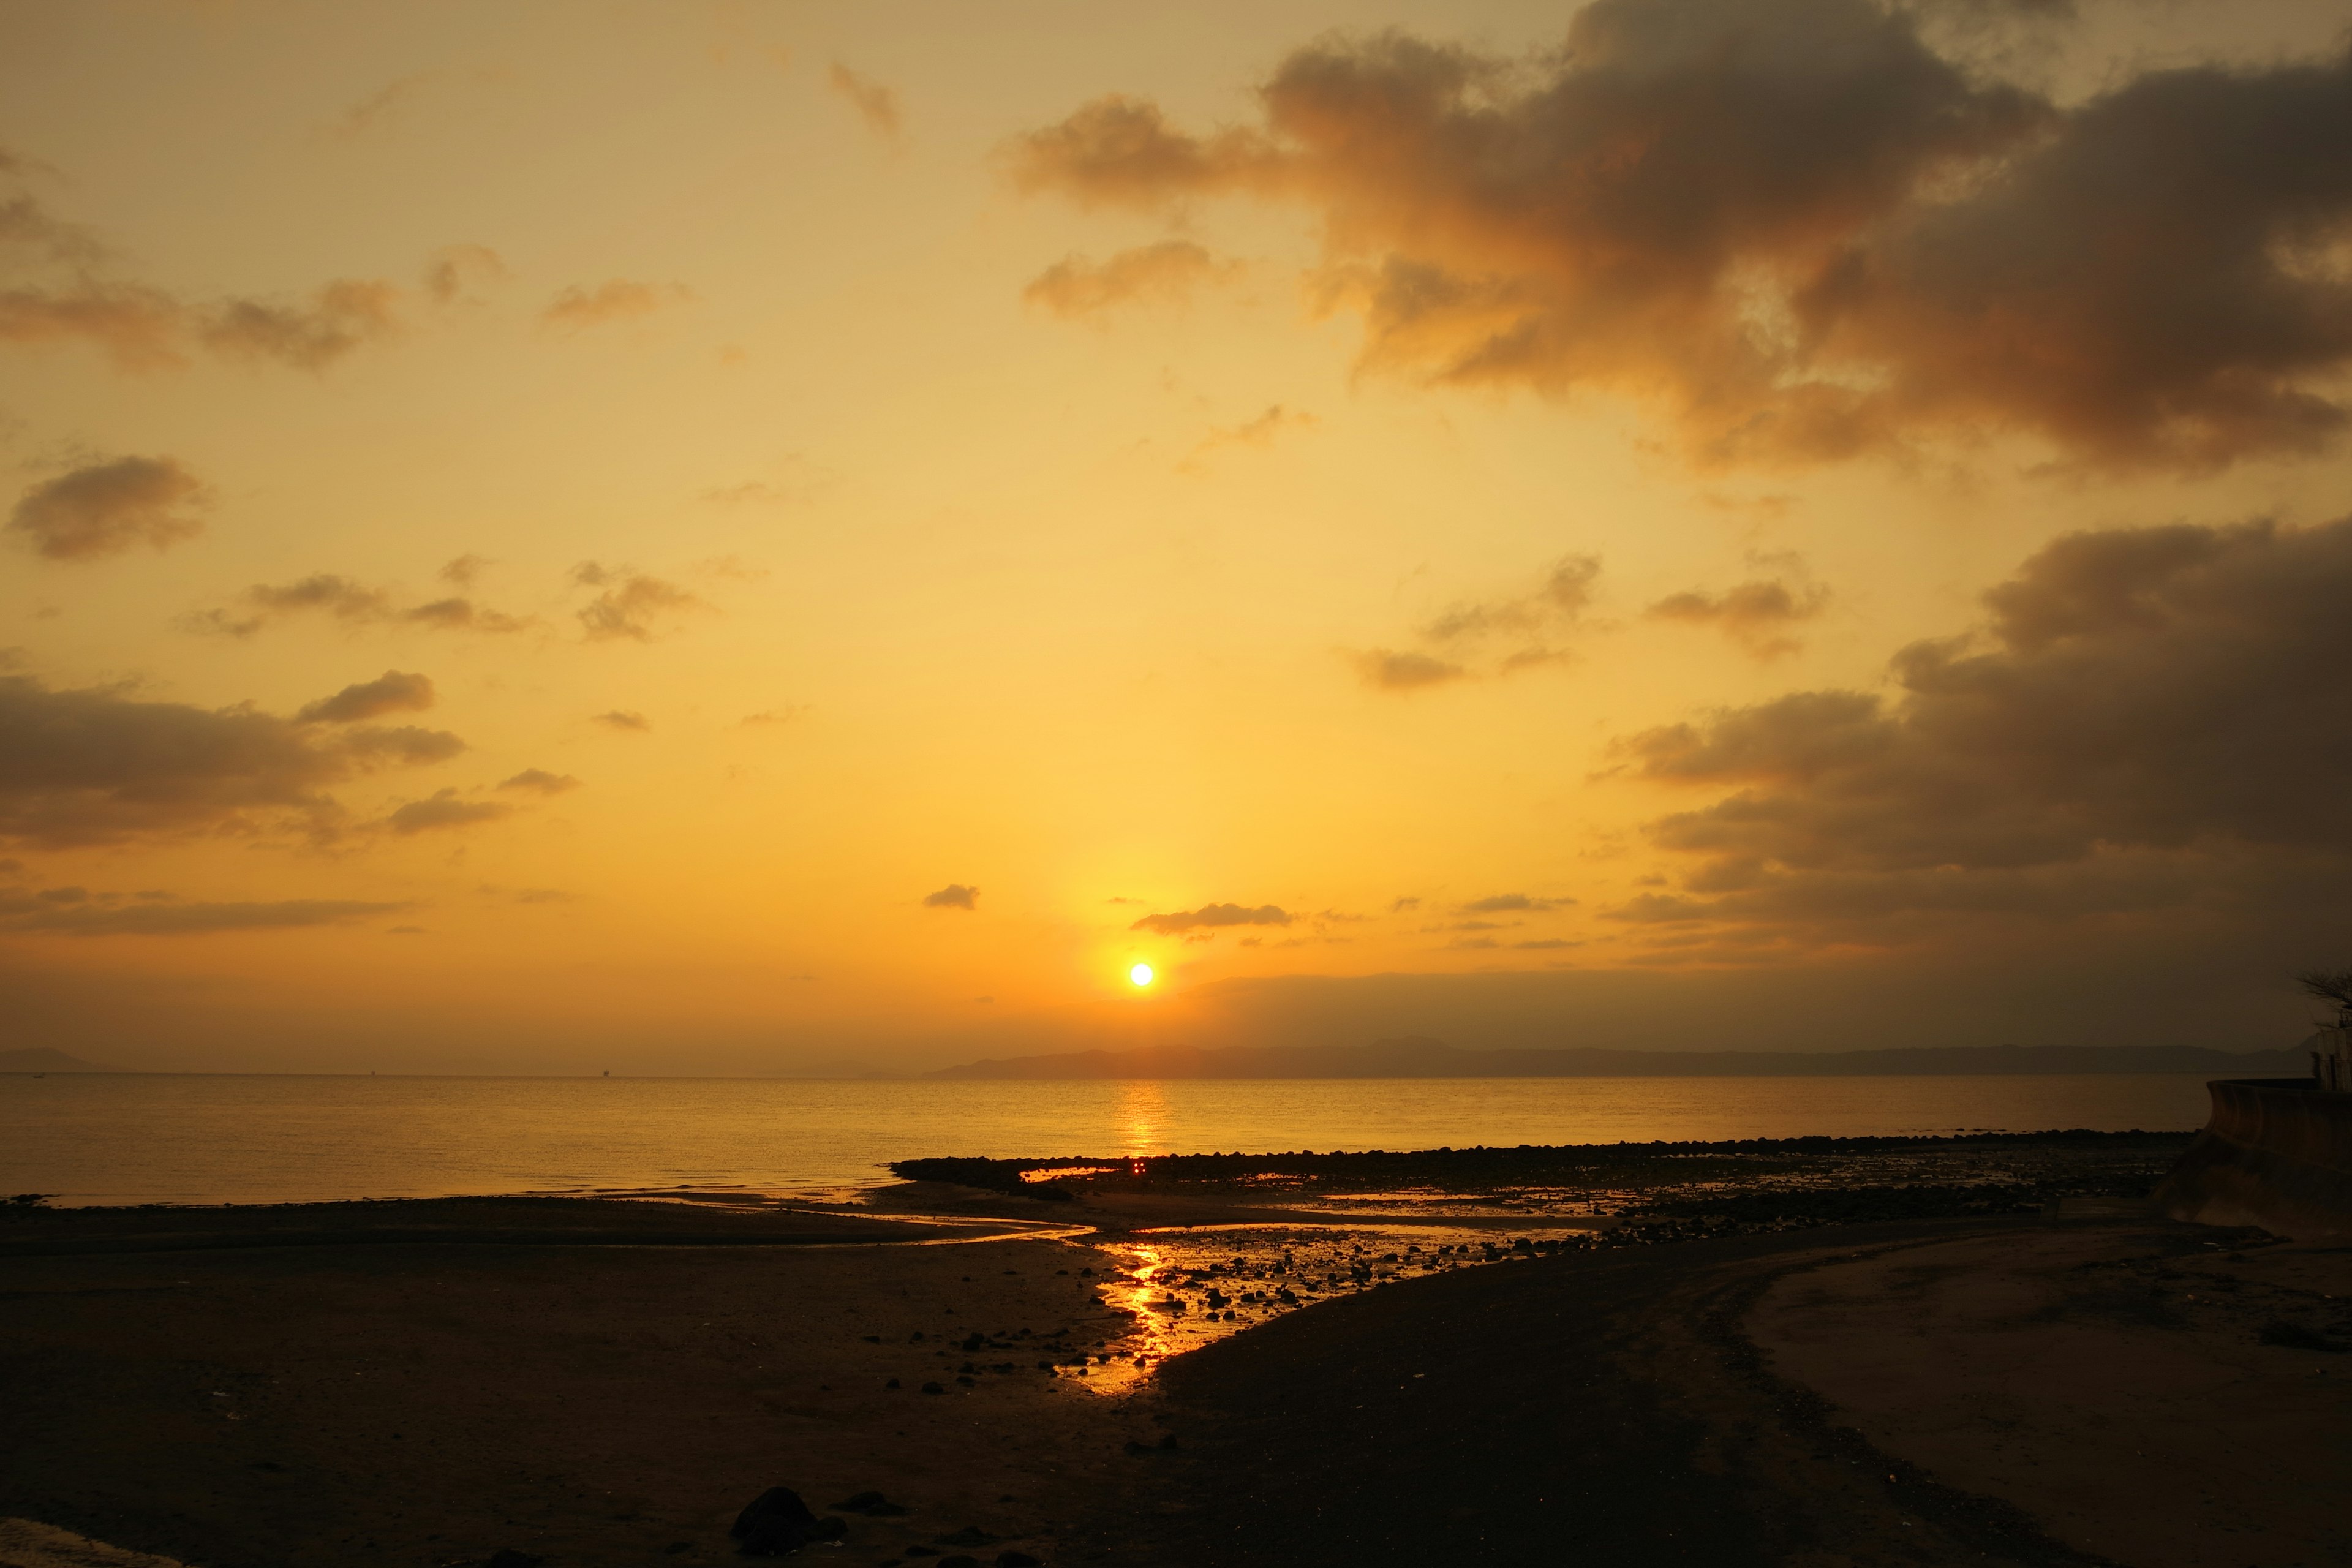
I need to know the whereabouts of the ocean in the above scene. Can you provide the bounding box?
[0,1071,2220,1207]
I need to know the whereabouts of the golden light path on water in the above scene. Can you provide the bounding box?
[1057,1221,1604,1396]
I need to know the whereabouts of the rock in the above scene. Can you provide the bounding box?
[995,1553,1043,1567]
[921,1381,946,1394]
[729,1486,845,1555]
[485,1551,542,1568]
[934,1527,998,1547]
[2260,1318,2346,1351]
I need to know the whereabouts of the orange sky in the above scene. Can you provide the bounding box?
[7,0,2352,1072]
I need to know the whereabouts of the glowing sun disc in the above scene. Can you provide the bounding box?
[1129,962,1155,987]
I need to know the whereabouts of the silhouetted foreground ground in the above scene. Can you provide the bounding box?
[7,1134,2345,1568]
[1084,1216,2352,1567]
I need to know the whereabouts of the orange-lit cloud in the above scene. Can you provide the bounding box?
[1180,404,1314,472]
[295,671,435,725]
[8,456,208,560]
[1016,0,2352,469]
[186,574,530,638]
[497,769,580,795]
[923,883,979,910]
[1359,554,1601,689]
[386,789,511,835]
[1022,241,1237,318]
[827,62,902,141]
[541,280,681,333]
[573,563,708,641]
[1133,902,1291,935]
[1646,576,1829,660]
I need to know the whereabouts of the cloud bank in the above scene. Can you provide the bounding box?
[1015,0,2352,469]
[1616,514,2352,944]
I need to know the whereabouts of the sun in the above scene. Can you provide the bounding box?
[1129,962,1155,987]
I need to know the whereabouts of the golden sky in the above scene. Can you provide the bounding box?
[6,0,2352,1072]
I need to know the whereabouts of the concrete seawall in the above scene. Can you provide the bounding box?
[2155,1078,2352,1238]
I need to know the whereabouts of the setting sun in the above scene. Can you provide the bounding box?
[1129,963,1155,988]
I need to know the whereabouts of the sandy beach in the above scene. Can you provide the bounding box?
[5,1138,2346,1568]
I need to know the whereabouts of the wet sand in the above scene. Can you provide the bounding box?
[11,1133,2338,1568]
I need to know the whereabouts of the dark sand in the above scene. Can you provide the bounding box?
[8,1137,2344,1568]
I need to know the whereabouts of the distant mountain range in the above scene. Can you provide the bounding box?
[0,1047,112,1073]
[926,1037,2313,1080]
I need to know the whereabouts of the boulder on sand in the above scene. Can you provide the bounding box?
[729,1486,846,1556]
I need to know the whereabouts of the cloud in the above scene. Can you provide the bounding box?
[7,456,208,560]
[0,158,418,376]
[1646,576,1830,659]
[1354,649,1465,690]
[1014,1,2352,470]
[1360,554,1600,690]
[1132,902,1292,934]
[497,769,581,794]
[0,672,462,848]
[295,671,435,725]
[1461,894,1574,912]
[421,246,505,306]
[1180,404,1314,472]
[187,573,529,638]
[1613,513,2352,940]
[542,281,682,332]
[437,554,490,587]
[828,62,903,141]
[0,282,186,370]
[2,898,407,937]
[573,563,708,641]
[386,789,511,835]
[923,884,979,910]
[590,710,650,732]
[1022,241,1237,318]
[198,280,401,371]
[320,72,436,141]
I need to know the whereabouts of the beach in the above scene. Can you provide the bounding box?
[6,1136,2348,1568]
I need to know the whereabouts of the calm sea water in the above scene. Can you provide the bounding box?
[0,1072,2217,1207]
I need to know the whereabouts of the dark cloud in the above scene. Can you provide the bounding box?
[1133,902,1292,934]
[497,769,581,794]
[296,671,435,725]
[1461,894,1574,913]
[1016,0,2352,470]
[590,710,650,733]
[0,673,461,848]
[186,574,527,638]
[198,280,400,371]
[8,456,208,560]
[1023,241,1235,318]
[1612,513,2352,942]
[386,789,511,835]
[1354,649,1465,690]
[1646,576,1829,659]
[828,62,903,141]
[923,884,979,910]
[2,898,406,936]
[573,563,709,642]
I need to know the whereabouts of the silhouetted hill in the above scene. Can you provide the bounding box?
[927,1037,2310,1080]
[0,1047,112,1073]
